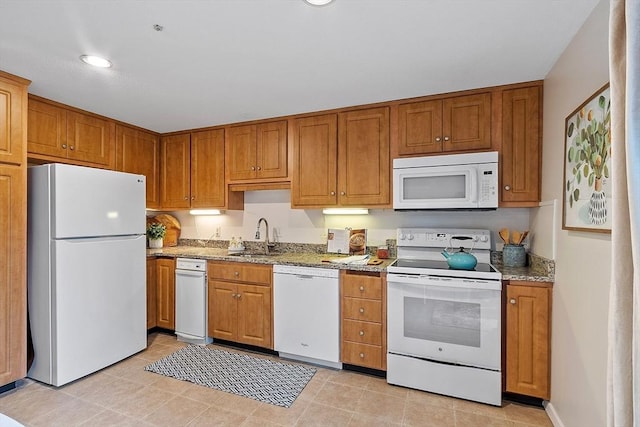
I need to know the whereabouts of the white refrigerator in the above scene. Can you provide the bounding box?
[27,164,147,386]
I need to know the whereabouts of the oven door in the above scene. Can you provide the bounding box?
[387,274,501,370]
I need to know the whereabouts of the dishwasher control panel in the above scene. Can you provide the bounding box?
[176,258,206,271]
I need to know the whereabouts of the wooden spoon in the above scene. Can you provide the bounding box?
[511,230,522,246]
[499,228,510,245]
[519,231,529,245]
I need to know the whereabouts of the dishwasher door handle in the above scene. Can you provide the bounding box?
[295,275,315,280]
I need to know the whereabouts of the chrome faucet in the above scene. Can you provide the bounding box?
[255,217,275,254]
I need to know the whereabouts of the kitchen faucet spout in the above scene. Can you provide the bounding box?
[255,217,275,254]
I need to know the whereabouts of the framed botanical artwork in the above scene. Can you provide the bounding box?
[562,83,611,233]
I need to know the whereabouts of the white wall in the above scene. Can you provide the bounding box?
[533,1,611,426]
[168,189,530,250]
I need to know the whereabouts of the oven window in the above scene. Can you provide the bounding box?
[403,175,466,200]
[404,297,481,347]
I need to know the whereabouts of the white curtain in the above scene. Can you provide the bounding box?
[607,1,640,426]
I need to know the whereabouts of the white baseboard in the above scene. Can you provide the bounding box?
[543,401,566,427]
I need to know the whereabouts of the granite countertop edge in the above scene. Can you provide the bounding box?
[147,245,554,281]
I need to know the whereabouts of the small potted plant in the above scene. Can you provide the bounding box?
[146,223,166,249]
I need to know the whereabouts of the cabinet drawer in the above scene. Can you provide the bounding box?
[341,341,383,370]
[208,261,272,285]
[343,297,382,322]
[342,319,382,346]
[342,274,382,299]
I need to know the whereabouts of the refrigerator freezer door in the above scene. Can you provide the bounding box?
[49,164,146,238]
[47,235,146,386]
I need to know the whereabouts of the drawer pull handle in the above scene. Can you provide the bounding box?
[359,330,365,336]
[359,286,365,292]
[359,353,365,358]
[359,308,365,314]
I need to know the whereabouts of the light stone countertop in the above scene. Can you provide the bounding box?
[147,245,554,282]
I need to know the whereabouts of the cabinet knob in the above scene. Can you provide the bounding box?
[359,353,365,359]
[70,145,75,150]
[62,144,67,149]
[251,166,256,171]
[435,137,441,142]
[340,191,346,196]
[359,330,365,336]
[191,196,195,200]
[359,286,365,292]
[184,197,188,200]
[237,293,242,299]
[330,191,335,196]
[359,307,365,314]
[234,271,240,276]
[504,185,511,191]
[257,166,261,171]
[509,298,516,305]
[443,136,450,141]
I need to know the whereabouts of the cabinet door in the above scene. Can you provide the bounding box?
[0,76,27,165]
[338,107,390,206]
[398,100,443,155]
[0,165,27,386]
[291,114,338,208]
[66,111,114,166]
[156,258,175,330]
[191,129,226,208]
[159,134,191,209]
[208,280,237,341]
[442,93,492,152]
[116,125,160,209]
[146,258,157,329]
[256,121,287,180]
[27,98,67,158]
[226,124,257,181]
[501,86,541,205]
[506,283,551,399]
[236,284,272,349]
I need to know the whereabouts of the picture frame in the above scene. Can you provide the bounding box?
[562,83,611,233]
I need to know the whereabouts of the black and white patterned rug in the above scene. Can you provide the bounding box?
[144,345,316,408]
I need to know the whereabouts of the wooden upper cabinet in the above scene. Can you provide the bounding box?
[160,133,191,209]
[291,114,338,207]
[338,107,390,206]
[226,120,287,182]
[27,97,114,168]
[27,99,67,158]
[506,281,551,400]
[291,108,390,208]
[115,125,160,209]
[501,86,541,206]
[0,73,28,165]
[398,93,491,155]
[191,129,225,208]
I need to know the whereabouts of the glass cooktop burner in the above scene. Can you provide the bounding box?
[392,258,499,273]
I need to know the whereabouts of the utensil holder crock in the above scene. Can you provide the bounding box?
[503,244,526,267]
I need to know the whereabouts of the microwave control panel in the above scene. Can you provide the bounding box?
[478,164,498,207]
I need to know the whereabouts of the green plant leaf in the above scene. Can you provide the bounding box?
[588,173,594,187]
[573,188,580,201]
[599,95,606,109]
[583,164,589,177]
[568,122,575,137]
[567,181,571,191]
[604,164,609,178]
[569,197,573,208]
[568,146,575,162]
[577,173,582,184]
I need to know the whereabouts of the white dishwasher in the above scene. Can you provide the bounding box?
[175,258,212,345]
[273,265,342,369]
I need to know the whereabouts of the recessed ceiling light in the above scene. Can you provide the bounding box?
[79,55,112,68]
[304,0,334,6]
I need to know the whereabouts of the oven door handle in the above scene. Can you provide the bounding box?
[388,275,501,291]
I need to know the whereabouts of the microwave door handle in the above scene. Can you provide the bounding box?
[469,169,479,203]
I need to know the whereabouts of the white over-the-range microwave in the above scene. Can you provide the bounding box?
[393,151,498,210]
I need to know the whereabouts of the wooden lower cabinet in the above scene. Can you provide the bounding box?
[208,261,273,349]
[505,280,552,399]
[340,270,386,370]
[146,258,157,329]
[155,258,176,330]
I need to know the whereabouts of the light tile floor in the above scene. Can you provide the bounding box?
[0,333,553,426]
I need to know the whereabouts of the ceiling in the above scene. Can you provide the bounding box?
[0,0,599,134]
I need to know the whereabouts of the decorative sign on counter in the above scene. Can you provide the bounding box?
[327,228,367,255]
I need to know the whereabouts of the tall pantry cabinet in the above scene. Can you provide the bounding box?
[0,70,29,390]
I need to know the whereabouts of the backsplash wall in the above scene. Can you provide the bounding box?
[166,190,531,251]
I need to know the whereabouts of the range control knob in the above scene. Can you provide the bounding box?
[399,233,406,240]
[407,234,414,240]
[479,235,489,242]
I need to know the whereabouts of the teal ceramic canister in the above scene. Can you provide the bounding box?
[502,244,526,267]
